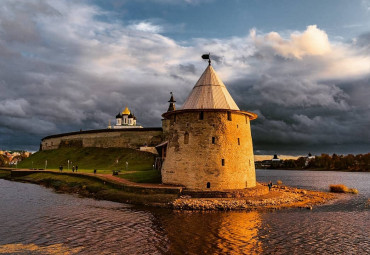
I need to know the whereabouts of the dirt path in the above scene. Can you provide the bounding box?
[93,173,183,189]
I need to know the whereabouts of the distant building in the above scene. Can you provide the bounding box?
[271,154,282,167]
[272,154,281,162]
[110,106,143,129]
[305,152,315,166]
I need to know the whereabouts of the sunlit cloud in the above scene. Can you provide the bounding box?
[128,21,163,33]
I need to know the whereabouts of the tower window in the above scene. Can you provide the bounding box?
[184,132,189,144]
[237,124,239,128]
[238,138,240,145]
[227,111,232,121]
[245,116,249,124]
[199,111,204,120]
[207,182,211,188]
[222,159,225,166]
[212,137,216,144]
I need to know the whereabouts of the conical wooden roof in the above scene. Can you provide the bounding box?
[182,65,239,110]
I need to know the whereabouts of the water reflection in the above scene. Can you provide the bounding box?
[0,170,369,255]
[153,210,263,254]
[0,243,83,254]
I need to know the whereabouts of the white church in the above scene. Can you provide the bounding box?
[108,106,143,129]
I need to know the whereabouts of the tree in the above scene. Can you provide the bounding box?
[0,155,9,166]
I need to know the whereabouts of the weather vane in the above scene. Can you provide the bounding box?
[201,52,211,65]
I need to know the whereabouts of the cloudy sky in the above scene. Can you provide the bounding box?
[1,0,369,154]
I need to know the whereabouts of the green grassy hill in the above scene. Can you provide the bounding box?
[18,147,156,172]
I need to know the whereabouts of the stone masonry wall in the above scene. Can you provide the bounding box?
[161,111,256,190]
[41,129,163,150]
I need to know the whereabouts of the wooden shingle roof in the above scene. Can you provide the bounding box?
[182,65,239,110]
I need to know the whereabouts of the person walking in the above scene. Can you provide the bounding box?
[268,181,273,191]
[75,165,78,172]
[59,165,62,172]
[72,166,75,172]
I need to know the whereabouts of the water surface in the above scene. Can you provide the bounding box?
[0,170,369,254]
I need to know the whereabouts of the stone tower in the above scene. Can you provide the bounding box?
[161,58,258,190]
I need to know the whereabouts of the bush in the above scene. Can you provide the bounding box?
[329,184,348,193]
[329,184,358,194]
[277,180,283,185]
[348,188,359,194]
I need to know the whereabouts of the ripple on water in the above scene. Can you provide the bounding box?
[0,172,369,255]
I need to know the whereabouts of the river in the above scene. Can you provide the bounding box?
[0,170,369,254]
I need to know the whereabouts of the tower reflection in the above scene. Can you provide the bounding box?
[155,210,263,254]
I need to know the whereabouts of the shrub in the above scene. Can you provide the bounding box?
[277,180,283,185]
[329,184,358,194]
[329,184,348,193]
[348,188,359,194]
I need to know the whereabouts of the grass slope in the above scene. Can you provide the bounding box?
[18,147,156,172]
[119,170,162,183]
[15,172,177,204]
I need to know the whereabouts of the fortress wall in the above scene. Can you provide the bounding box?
[41,129,163,151]
[161,111,256,190]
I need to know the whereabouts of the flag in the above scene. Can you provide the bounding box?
[202,54,210,60]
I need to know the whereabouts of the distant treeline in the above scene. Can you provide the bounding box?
[258,153,370,172]
[0,153,29,166]
[0,155,10,166]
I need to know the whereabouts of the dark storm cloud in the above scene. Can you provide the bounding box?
[355,32,370,52]
[178,64,196,74]
[227,27,370,154]
[0,1,369,155]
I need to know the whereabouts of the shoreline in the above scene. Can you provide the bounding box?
[257,168,369,173]
[0,169,337,211]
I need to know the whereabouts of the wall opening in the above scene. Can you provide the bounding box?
[199,111,204,120]
[184,132,189,144]
[238,138,240,145]
[227,111,232,121]
[222,159,225,166]
[245,116,249,124]
[237,124,239,128]
[212,137,216,144]
[207,182,211,188]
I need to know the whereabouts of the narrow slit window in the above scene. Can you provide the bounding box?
[222,159,225,166]
[238,138,240,145]
[207,182,211,188]
[199,111,204,120]
[245,116,249,124]
[184,132,189,144]
[227,111,232,121]
[212,137,216,144]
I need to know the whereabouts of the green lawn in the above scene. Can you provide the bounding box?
[0,170,11,178]
[14,172,176,204]
[118,170,162,183]
[17,147,156,172]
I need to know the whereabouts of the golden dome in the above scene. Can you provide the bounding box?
[122,106,130,115]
